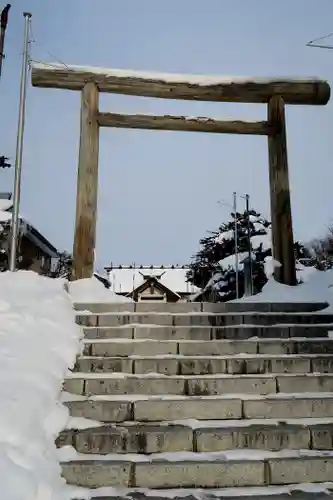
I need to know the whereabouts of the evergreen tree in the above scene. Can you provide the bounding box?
[187,209,313,302]
[310,228,333,271]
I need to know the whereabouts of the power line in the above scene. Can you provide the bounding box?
[306,31,333,49]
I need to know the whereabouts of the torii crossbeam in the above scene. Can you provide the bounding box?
[31,62,330,286]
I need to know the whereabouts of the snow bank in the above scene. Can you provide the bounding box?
[68,276,133,303]
[0,271,82,500]
[236,258,333,305]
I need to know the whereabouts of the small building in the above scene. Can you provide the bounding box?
[105,265,200,302]
[0,193,58,274]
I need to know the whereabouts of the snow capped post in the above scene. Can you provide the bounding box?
[267,96,296,286]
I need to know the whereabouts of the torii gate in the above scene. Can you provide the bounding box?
[31,63,330,285]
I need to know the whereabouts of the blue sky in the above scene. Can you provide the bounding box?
[1,0,333,270]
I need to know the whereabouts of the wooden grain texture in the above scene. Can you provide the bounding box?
[267,96,296,286]
[71,83,99,281]
[98,112,272,135]
[31,64,330,105]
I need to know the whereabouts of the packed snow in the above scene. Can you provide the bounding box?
[236,257,333,305]
[63,483,333,500]
[68,276,133,303]
[197,209,333,305]
[0,271,82,500]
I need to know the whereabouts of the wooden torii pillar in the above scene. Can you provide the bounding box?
[31,63,330,285]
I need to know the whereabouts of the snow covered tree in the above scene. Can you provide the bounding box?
[187,209,313,302]
[187,209,271,301]
[309,227,333,271]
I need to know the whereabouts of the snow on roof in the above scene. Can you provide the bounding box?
[105,266,200,295]
[0,199,13,212]
[0,201,58,257]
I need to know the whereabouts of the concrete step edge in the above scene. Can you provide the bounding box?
[61,391,333,402]
[76,354,333,360]
[59,448,333,463]
[77,312,333,317]
[82,336,333,342]
[65,372,333,380]
[63,416,333,430]
[74,301,329,313]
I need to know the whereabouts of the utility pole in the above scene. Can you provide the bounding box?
[0,4,10,81]
[9,12,31,272]
[233,191,239,299]
[217,194,240,299]
[245,193,253,295]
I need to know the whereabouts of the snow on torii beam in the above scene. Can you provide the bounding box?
[31,63,331,105]
[30,62,331,285]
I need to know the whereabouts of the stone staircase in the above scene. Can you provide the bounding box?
[59,300,333,498]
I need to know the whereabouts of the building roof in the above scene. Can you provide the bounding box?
[105,265,200,295]
[0,195,58,258]
[129,275,181,301]
[22,221,58,258]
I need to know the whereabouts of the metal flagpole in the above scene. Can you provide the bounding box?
[9,12,31,271]
[233,191,239,299]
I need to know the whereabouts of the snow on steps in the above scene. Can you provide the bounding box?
[60,301,333,495]
[82,338,333,355]
[67,484,333,500]
[82,325,333,341]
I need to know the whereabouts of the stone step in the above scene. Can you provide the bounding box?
[76,312,333,328]
[60,450,333,488]
[83,325,331,340]
[63,373,333,396]
[62,392,333,422]
[82,337,333,356]
[57,418,333,454]
[74,301,329,314]
[74,354,333,375]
